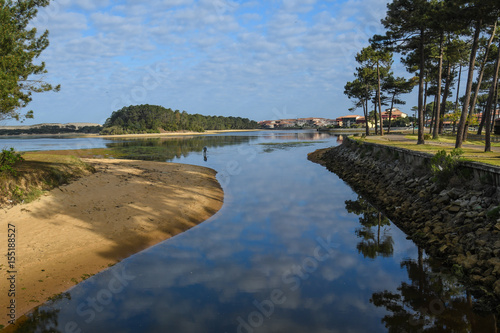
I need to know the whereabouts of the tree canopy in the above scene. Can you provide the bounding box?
[102,104,259,135]
[0,0,59,121]
[346,0,500,151]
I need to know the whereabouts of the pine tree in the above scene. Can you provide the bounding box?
[355,46,393,136]
[372,0,434,144]
[0,0,59,121]
[382,75,417,133]
[454,0,500,148]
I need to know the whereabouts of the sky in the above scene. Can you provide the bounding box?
[5,0,408,126]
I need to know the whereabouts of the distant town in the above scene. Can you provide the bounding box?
[259,108,409,129]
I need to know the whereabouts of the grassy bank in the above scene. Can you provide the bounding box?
[361,134,500,167]
[0,152,95,207]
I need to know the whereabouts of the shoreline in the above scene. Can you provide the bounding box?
[309,139,500,313]
[0,158,224,328]
[0,129,261,139]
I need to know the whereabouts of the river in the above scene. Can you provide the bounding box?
[2,130,498,332]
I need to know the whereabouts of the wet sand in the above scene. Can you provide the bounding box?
[0,158,224,327]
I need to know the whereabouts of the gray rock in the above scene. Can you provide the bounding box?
[436,194,450,204]
[466,211,478,219]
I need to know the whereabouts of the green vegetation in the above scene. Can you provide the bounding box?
[258,141,323,146]
[258,141,324,153]
[0,152,95,206]
[101,104,259,135]
[0,148,24,175]
[487,206,500,219]
[0,125,101,136]
[362,135,500,166]
[0,0,60,122]
[107,135,255,161]
[430,149,464,186]
[344,0,500,151]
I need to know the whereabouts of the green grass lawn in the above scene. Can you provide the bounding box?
[401,133,500,147]
[362,135,500,167]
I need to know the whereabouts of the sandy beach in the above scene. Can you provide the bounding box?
[0,158,223,328]
[74,129,261,139]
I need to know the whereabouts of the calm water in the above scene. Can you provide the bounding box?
[4,131,498,332]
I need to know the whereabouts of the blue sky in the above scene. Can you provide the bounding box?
[5,0,407,126]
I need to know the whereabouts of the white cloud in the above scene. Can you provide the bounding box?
[73,0,111,11]
[282,0,317,13]
[7,0,406,126]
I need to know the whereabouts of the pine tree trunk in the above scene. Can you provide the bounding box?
[440,62,452,134]
[456,19,482,148]
[469,21,496,135]
[430,95,437,134]
[494,81,499,132]
[455,64,462,114]
[433,33,444,139]
[478,104,487,135]
[363,99,370,136]
[388,97,395,134]
[492,106,498,133]
[374,100,379,135]
[377,62,384,136]
[417,28,426,145]
[365,99,370,136]
[485,41,500,152]
[423,80,428,133]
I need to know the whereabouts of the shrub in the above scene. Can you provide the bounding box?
[487,206,500,220]
[430,149,464,187]
[0,148,24,176]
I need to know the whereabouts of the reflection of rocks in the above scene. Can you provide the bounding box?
[309,139,500,313]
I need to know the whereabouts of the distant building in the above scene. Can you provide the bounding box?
[336,115,361,128]
[259,120,277,129]
[356,117,375,128]
[476,111,500,125]
[381,108,408,120]
[259,118,338,128]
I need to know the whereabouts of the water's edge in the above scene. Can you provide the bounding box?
[308,140,500,316]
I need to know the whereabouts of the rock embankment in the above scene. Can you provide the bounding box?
[309,139,500,312]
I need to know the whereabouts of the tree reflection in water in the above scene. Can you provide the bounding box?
[345,196,499,332]
[105,135,256,162]
[345,196,394,259]
[5,293,70,333]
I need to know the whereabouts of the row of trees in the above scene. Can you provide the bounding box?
[0,124,101,136]
[345,0,500,152]
[102,104,259,135]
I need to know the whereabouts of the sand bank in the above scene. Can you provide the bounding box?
[0,159,223,327]
[76,129,261,139]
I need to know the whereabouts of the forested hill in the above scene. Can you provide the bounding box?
[101,105,259,135]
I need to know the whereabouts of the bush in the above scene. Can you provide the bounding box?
[487,206,500,220]
[0,148,24,176]
[430,149,464,187]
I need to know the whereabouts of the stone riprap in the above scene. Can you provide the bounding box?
[308,138,500,313]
